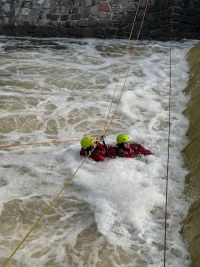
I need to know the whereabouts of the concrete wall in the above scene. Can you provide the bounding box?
[0,0,200,40]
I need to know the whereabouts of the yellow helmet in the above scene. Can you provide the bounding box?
[81,136,94,149]
[116,134,130,144]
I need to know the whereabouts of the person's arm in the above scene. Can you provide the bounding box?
[132,143,152,156]
[80,148,87,156]
[139,146,152,156]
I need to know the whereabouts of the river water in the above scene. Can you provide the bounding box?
[0,37,195,267]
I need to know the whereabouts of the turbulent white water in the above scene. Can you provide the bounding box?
[0,37,195,267]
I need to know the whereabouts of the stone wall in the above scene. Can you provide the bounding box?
[181,42,200,267]
[0,0,200,40]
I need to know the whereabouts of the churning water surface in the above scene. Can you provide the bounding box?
[0,37,195,267]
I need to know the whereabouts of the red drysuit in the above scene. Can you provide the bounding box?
[80,142,152,162]
[117,143,152,158]
[80,143,108,162]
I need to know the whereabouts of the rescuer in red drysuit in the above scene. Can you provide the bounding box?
[80,135,115,162]
[115,134,152,158]
[80,134,152,162]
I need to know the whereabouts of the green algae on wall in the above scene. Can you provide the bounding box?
[182,42,200,267]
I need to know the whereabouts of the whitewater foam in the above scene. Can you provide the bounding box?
[0,37,196,266]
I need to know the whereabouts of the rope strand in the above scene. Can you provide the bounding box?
[104,0,141,123]
[103,0,149,136]
[0,139,80,149]
[1,2,149,266]
[1,153,91,267]
[163,3,175,267]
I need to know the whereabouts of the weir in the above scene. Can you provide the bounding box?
[0,37,194,267]
[0,1,200,266]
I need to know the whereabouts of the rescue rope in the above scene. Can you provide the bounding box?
[1,149,93,267]
[0,139,80,149]
[104,0,141,123]
[163,3,175,267]
[103,0,149,136]
[1,2,149,266]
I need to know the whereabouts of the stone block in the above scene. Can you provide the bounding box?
[93,0,101,4]
[139,0,149,9]
[120,0,129,7]
[148,5,161,13]
[105,27,117,36]
[159,10,171,21]
[186,8,200,16]
[39,13,47,19]
[111,6,123,14]
[60,15,69,21]
[43,0,52,9]
[94,27,105,37]
[78,19,88,26]
[90,4,99,16]
[65,21,71,28]
[117,27,125,37]
[124,3,137,13]
[72,7,79,14]
[82,7,91,18]
[82,27,94,37]
[70,20,77,27]
[15,7,21,16]
[37,0,45,4]
[2,3,10,13]
[85,0,94,7]
[88,15,99,26]
[145,20,159,29]
[99,2,111,12]
[160,0,171,10]
[146,12,159,22]
[109,0,120,6]
[148,0,159,6]
[4,17,9,24]
[21,1,33,9]
[21,8,31,16]
[67,27,83,36]
[47,14,60,21]
[32,7,42,16]
[125,13,137,23]
[187,14,200,24]
[99,11,111,19]
[38,18,48,26]
[71,13,81,20]
[112,14,126,27]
